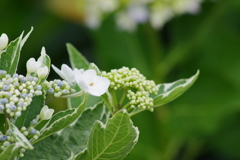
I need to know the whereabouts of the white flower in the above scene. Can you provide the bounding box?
[74,69,110,96]
[37,66,49,79]
[116,11,137,32]
[150,6,173,29]
[26,58,41,73]
[52,64,77,82]
[0,33,9,52]
[40,105,54,120]
[98,0,119,12]
[127,5,149,24]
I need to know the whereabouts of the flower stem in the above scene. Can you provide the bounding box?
[119,89,127,108]
[129,108,145,117]
[60,91,84,98]
[122,101,131,110]
[101,91,114,116]
[110,89,118,113]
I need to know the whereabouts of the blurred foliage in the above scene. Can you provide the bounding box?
[1,0,240,159]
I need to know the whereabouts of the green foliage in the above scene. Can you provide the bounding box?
[67,43,89,70]
[9,121,33,150]
[153,70,199,107]
[67,43,89,109]
[22,102,108,160]
[76,110,139,160]
[0,144,20,160]
[15,95,44,129]
[0,27,33,75]
[32,94,88,144]
[0,25,198,160]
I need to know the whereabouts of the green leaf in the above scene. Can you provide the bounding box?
[67,84,83,109]
[67,43,89,109]
[32,94,88,144]
[22,101,108,160]
[9,121,33,150]
[89,63,102,76]
[153,70,199,107]
[0,27,33,75]
[0,144,20,160]
[15,95,44,129]
[79,110,139,160]
[67,43,89,70]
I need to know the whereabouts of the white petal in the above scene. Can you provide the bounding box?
[74,68,84,83]
[0,33,8,50]
[37,66,49,79]
[52,64,66,80]
[27,58,41,73]
[86,76,110,96]
[61,64,75,82]
[81,69,97,84]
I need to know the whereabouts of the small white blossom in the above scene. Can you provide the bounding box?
[74,69,110,96]
[40,105,54,120]
[37,66,49,79]
[26,58,41,73]
[116,11,137,32]
[52,64,76,82]
[127,4,149,24]
[0,33,8,53]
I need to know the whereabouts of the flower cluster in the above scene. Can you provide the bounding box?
[26,48,49,79]
[42,79,76,98]
[0,71,43,119]
[49,0,203,32]
[0,121,40,157]
[127,90,154,111]
[102,67,158,111]
[52,64,110,97]
[103,67,158,93]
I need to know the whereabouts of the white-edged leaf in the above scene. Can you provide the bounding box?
[0,143,21,160]
[20,26,33,48]
[0,27,33,75]
[79,110,139,160]
[15,95,44,129]
[32,94,88,144]
[8,121,33,150]
[89,63,101,76]
[153,70,199,107]
[22,101,109,160]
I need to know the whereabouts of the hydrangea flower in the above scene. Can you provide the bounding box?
[37,66,49,79]
[52,64,76,82]
[0,33,8,54]
[26,58,41,73]
[40,105,54,120]
[74,69,110,96]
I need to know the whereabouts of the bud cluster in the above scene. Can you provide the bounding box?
[42,79,76,97]
[0,123,40,157]
[102,67,158,111]
[102,67,158,94]
[0,70,43,119]
[0,131,10,151]
[18,125,40,157]
[127,90,154,111]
